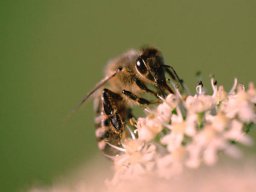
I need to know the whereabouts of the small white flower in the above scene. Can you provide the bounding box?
[223,119,253,146]
[136,94,178,141]
[156,102,173,123]
[137,114,163,142]
[205,112,229,132]
[161,113,186,152]
[248,82,256,103]
[213,85,227,105]
[111,139,156,184]
[186,124,228,167]
[165,94,179,108]
[222,85,256,123]
[185,113,198,136]
[185,95,215,114]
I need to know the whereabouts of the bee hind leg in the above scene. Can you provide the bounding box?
[102,88,125,133]
[127,108,137,127]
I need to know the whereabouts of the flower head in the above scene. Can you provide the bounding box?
[107,79,255,187]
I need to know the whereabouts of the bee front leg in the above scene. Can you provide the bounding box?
[134,78,160,99]
[163,65,185,93]
[122,90,151,105]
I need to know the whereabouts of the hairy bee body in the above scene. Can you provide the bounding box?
[94,50,140,155]
[85,47,184,156]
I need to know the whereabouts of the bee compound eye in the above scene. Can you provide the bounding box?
[136,58,147,75]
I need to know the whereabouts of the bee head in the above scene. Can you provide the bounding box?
[135,47,173,93]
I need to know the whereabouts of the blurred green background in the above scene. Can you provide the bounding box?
[1,0,256,191]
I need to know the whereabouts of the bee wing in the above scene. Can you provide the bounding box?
[64,68,123,122]
[77,67,122,109]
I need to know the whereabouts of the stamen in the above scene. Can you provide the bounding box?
[229,78,238,94]
[196,81,204,95]
[174,87,182,99]
[106,142,126,152]
[104,154,116,160]
[144,107,153,114]
[211,78,218,97]
[126,125,136,140]
[158,95,165,102]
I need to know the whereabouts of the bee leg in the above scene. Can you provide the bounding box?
[134,78,159,98]
[102,89,124,133]
[122,90,151,105]
[127,108,137,127]
[163,66,185,93]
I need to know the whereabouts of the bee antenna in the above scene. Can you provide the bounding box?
[80,67,122,104]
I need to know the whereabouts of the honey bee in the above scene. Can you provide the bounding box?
[80,47,184,156]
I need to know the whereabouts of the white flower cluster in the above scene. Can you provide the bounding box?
[108,79,256,185]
